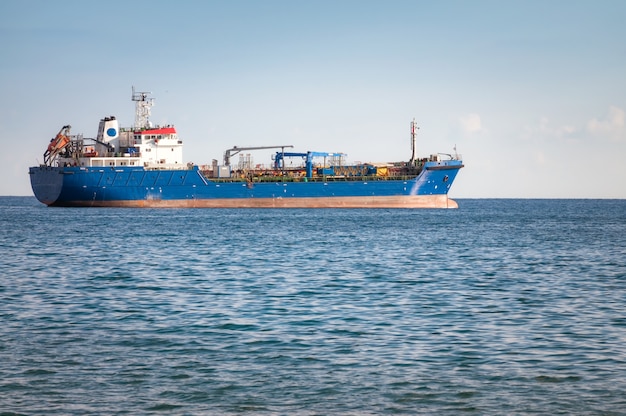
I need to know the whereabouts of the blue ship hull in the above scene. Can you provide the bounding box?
[29,160,463,208]
[29,89,464,208]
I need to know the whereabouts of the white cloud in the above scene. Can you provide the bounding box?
[534,150,546,165]
[539,117,577,138]
[587,106,625,141]
[459,113,482,134]
[521,117,578,142]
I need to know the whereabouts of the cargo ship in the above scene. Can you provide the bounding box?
[29,89,464,208]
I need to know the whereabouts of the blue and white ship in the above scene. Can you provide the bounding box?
[29,89,464,208]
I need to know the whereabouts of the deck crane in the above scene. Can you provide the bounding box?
[223,145,294,166]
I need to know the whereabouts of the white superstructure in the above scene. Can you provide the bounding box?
[54,89,185,169]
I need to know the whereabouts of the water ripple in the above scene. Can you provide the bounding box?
[1,198,626,414]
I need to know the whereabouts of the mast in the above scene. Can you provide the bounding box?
[410,118,419,164]
[132,86,154,129]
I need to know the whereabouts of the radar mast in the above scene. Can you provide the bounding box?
[132,86,154,129]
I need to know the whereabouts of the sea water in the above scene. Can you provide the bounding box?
[1,197,625,415]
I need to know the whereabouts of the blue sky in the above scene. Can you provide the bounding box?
[1,0,625,197]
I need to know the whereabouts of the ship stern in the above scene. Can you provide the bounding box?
[29,166,64,206]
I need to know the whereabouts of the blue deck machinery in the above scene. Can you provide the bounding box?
[273,151,348,178]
